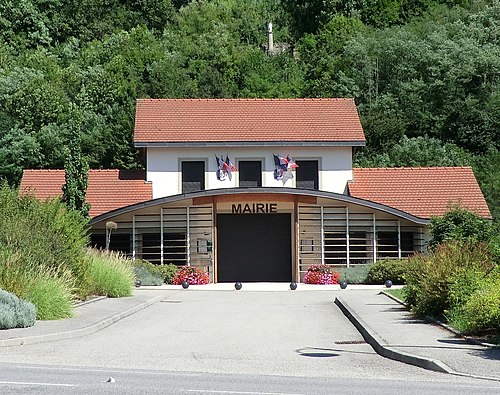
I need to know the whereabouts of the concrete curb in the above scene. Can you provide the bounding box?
[0,295,164,348]
[334,296,454,374]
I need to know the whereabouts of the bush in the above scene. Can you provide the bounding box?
[132,260,164,286]
[404,241,492,318]
[82,249,135,297]
[429,207,494,251]
[155,264,179,284]
[446,266,487,331]
[0,289,36,329]
[460,274,500,334]
[336,265,371,284]
[367,259,407,284]
[0,186,89,282]
[303,264,339,284]
[173,266,209,285]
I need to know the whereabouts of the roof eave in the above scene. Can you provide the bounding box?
[134,141,366,148]
[88,187,428,226]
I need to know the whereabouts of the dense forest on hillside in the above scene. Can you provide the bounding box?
[0,0,498,219]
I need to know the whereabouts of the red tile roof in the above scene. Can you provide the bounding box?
[134,98,365,144]
[20,170,152,218]
[348,167,491,219]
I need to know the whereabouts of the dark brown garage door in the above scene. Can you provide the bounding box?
[217,214,292,282]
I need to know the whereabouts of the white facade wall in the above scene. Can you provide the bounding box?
[147,146,353,199]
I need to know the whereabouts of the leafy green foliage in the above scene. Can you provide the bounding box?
[458,270,500,334]
[0,0,498,223]
[0,288,36,329]
[404,241,492,317]
[367,259,408,284]
[155,263,179,284]
[62,109,91,218]
[355,136,472,167]
[428,207,494,250]
[0,185,90,280]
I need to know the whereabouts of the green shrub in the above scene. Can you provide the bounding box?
[132,260,164,286]
[446,267,487,331]
[404,241,492,318]
[429,207,494,251]
[83,249,135,297]
[0,186,89,281]
[0,289,36,329]
[336,265,371,284]
[155,264,178,284]
[367,259,407,284]
[460,273,500,334]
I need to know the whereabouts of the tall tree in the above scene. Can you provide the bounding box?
[61,109,90,218]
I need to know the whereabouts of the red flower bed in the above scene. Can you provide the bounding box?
[172,265,210,285]
[303,264,340,284]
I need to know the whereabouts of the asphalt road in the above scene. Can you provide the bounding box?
[0,290,498,394]
[1,363,500,395]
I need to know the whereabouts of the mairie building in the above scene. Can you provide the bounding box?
[20,99,491,283]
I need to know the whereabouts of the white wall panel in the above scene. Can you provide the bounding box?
[147,146,353,198]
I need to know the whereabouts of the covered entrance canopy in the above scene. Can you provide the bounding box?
[89,188,429,283]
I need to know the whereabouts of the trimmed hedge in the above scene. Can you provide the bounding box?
[0,289,36,329]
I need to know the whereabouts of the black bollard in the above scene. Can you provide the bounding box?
[290,282,297,290]
[235,281,242,290]
[135,280,142,288]
[340,280,348,289]
[182,280,189,289]
[385,280,393,288]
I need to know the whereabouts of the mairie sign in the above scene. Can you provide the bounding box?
[231,203,278,214]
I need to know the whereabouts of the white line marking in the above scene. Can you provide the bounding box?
[0,380,76,387]
[187,390,306,395]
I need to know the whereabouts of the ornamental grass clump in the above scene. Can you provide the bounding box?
[172,266,209,285]
[303,264,340,284]
[82,249,135,297]
[0,248,75,320]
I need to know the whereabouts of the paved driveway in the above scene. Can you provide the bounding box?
[0,289,478,382]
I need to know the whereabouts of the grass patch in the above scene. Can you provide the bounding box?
[385,288,405,303]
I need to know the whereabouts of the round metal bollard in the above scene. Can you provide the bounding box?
[385,279,393,288]
[340,280,348,289]
[235,281,242,290]
[135,280,142,288]
[182,280,189,289]
[290,282,297,290]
